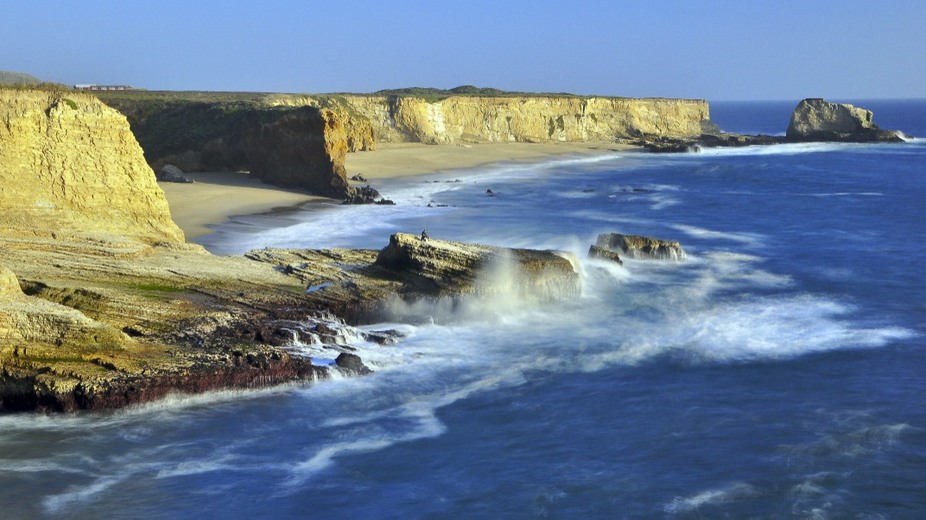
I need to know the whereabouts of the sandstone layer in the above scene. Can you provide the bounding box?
[100,91,712,186]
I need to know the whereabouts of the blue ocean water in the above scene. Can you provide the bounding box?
[1,101,924,519]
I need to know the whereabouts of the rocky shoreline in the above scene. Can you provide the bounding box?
[0,88,908,413]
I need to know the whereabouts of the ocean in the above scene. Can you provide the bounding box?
[1,100,924,518]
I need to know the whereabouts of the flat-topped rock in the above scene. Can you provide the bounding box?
[594,233,686,261]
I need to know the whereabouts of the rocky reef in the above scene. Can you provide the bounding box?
[0,230,579,411]
[593,233,686,261]
[375,232,580,300]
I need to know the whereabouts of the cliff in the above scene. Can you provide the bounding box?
[339,94,710,144]
[99,93,369,198]
[100,91,711,176]
[0,89,184,244]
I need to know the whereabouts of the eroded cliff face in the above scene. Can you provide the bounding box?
[339,95,710,144]
[0,89,184,244]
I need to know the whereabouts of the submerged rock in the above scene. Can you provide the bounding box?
[594,233,686,261]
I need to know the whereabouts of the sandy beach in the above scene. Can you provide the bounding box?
[345,141,631,179]
[161,142,633,240]
[159,172,326,240]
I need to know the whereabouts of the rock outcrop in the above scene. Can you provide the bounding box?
[594,233,686,261]
[786,98,903,142]
[0,89,184,244]
[156,164,193,183]
[375,232,580,301]
[236,107,352,197]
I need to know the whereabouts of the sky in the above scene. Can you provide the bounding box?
[2,0,924,101]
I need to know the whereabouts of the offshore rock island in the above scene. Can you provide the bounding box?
[0,83,908,412]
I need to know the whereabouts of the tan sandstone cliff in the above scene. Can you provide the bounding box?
[0,90,184,244]
[338,95,710,144]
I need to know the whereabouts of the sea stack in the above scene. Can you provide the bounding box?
[786,98,903,143]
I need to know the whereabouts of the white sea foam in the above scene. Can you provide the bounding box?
[782,423,914,459]
[689,142,859,157]
[664,482,759,513]
[671,223,766,247]
[155,454,244,479]
[43,474,134,513]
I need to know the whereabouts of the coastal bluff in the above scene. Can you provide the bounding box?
[98,90,712,199]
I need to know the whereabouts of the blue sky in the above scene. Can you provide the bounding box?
[3,0,924,100]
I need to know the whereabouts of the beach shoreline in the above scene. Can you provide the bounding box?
[161,141,635,241]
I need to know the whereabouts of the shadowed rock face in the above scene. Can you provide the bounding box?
[236,107,351,197]
[786,98,903,142]
[100,97,364,199]
[595,233,686,261]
